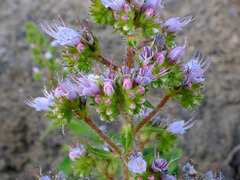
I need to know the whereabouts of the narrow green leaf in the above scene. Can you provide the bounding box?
[141,127,165,133]
[121,123,133,154]
[143,100,162,111]
[85,141,117,159]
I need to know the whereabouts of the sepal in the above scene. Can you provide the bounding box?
[89,0,115,26]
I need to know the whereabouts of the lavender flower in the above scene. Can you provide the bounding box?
[55,78,78,100]
[69,145,85,161]
[151,158,172,172]
[139,46,154,65]
[142,0,164,12]
[39,176,51,180]
[24,87,54,111]
[58,171,68,180]
[125,152,147,174]
[102,0,126,11]
[184,51,211,85]
[167,37,187,63]
[159,174,176,180]
[73,75,102,97]
[39,15,81,46]
[163,15,195,34]
[167,117,196,135]
[134,66,169,86]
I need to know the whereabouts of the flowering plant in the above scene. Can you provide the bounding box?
[25,0,222,179]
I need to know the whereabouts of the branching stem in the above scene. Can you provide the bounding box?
[82,117,122,155]
[134,95,171,135]
[99,55,118,70]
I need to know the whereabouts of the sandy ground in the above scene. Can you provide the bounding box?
[0,0,240,179]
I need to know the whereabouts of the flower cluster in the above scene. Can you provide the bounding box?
[24,0,214,179]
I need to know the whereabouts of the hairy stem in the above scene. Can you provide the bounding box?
[82,117,122,155]
[134,95,171,135]
[99,55,118,70]
[122,160,130,180]
[137,141,145,152]
[127,35,135,69]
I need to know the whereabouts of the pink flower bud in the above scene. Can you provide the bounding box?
[186,82,192,89]
[138,98,146,104]
[74,55,79,61]
[96,108,103,113]
[153,18,160,24]
[156,53,165,66]
[124,4,131,13]
[129,92,135,99]
[54,87,63,98]
[123,78,132,91]
[151,158,172,172]
[136,87,145,95]
[89,0,94,5]
[104,82,115,97]
[77,43,86,53]
[122,15,128,22]
[114,12,120,20]
[104,98,111,106]
[130,103,136,109]
[148,175,155,180]
[106,109,112,115]
[95,96,102,104]
[66,51,72,57]
[144,8,154,19]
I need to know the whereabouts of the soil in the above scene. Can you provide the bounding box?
[0,0,240,179]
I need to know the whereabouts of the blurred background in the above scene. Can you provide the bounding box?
[0,0,240,179]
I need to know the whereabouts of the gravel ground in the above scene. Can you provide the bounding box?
[0,0,240,179]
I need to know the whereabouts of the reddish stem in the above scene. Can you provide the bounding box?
[99,55,118,70]
[135,95,171,134]
[83,118,122,155]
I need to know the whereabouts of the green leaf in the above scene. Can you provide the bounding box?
[143,100,162,111]
[141,127,165,134]
[85,141,117,159]
[58,157,74,174]
[121,123,133,154]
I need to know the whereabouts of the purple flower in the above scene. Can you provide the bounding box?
[134,66,169,86]
[125,152,147,174]
[55,79,78,100]
[167,118,196,135]
[39,176,51,180]
[151,158,172,172]
[58,171,68,180]
[167,37,187,63]
[159,174,176,180]
[39,15,81,46]
[142,0,164,12]
[163,15,195,34]
[139,46,154,65]
[102,0,126,11]
[24,87,54,111]
[184,51,211,85]
[73,75,102,97]
[69,145,85,161]
[104,81,115,97]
